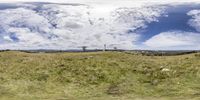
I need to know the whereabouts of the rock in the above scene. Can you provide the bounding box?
[161,68,170,72]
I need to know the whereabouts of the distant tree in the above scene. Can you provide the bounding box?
[5,49,10,51]
[114,47,117,51]
[81,46,87,52]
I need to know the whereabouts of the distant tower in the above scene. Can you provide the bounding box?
[103,44,106,51]
[81,46,87,52]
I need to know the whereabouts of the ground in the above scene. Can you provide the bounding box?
[0,51,200,100]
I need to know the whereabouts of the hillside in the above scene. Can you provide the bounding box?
[1,51,200,100]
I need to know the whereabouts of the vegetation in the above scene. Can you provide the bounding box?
[0,51,200,100]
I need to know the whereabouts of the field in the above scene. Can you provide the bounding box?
[1,51,200,100]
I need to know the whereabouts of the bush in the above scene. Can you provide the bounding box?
[194,54,200,57]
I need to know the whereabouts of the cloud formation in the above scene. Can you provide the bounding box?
[144,31,200,49]
[187,10,200,32]
[0,3,165,50]
[139,8,200,50]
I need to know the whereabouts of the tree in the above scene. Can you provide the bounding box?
[81,46,87,52]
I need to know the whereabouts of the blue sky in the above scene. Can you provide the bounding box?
[138,4,200,42]
[0,1,200,50]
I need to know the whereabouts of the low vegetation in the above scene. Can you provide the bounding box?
[0,51,200,100]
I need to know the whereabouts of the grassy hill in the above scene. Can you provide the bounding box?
[1,51,200,100]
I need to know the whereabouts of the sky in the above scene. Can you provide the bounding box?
[0,0,200,50]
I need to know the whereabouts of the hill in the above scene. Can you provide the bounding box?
[1,51,200,100]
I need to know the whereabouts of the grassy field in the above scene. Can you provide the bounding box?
[1,51,200,100]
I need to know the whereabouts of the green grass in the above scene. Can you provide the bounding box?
[1,51,200,100]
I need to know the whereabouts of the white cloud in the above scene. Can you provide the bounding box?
[144,31,200,49]
[142,9,200,50]
[0,3,165,50]
[1,0,200,4]
[187,10,200,32]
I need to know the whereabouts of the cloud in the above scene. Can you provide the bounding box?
[142,9,200,50]
[187,9,200,32]
[0,3,165,50]
[1,0,200,4]
[143,31,200,49]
